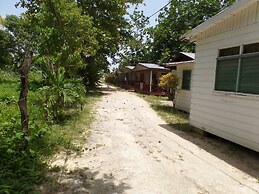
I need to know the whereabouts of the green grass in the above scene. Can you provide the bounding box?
[0,70,102,193]
[50,91,103,151]
[139,94,194,131]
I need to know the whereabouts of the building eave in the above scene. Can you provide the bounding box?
[181,0,259,41]
[166,60,195,67]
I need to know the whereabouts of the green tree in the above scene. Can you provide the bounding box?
[4,15,24,69]
[118,7,152,68]
[150,0,236,63]
[11,0,98,151]
[0,30,13,68]
[76,0,143,87]
[77,0,143,58]
[19,0,98,75]
[19,0,143,88]
[0,16,21,69]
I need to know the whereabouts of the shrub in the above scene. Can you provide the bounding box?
[0,69,95,193]
[0,70,48,193]
[159,72,179,100]
[39,67,85,121]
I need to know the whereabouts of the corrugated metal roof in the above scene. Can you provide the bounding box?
[139,63,169,70]
[180,52,195,60]
[182,0,258,41]
[125,66,135,70]
[166,60,194,67]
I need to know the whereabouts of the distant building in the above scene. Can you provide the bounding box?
[121,63,170,95]
[166,52,195,113]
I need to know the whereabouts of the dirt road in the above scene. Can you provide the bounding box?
[54,85,259,194]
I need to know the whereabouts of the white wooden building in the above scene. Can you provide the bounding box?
[166,52,195,113]
[183,0,259,152]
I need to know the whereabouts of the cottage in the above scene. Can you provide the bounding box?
[121,66,135,88]
[183,0,259,152]
[166,52,195,113]
[120,63,170,95]
[132,63,170,95]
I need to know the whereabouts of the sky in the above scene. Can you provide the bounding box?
[0,0,169,27]
[0,0,25,18]
[134,0,169,26]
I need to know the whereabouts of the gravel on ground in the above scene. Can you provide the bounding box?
[52,85,259,194]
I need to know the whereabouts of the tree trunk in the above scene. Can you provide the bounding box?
[18,51,32,152]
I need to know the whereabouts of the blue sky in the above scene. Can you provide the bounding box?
[0,0,169,26]
[0,0,25,17]
[136,0,169,26]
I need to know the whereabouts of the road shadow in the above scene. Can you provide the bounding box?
[87,90,109,97]
[96,84,119,92]
[159,123,259,179]
[42,167,131,194]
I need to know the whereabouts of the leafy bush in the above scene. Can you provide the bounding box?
[39,66,86,121]
[159,72,179,92]
[0,69,100,193]
[0,71,48,193]
[159,72,179,100]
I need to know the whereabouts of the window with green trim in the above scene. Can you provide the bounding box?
[215,43,259,95]
[182,70,191,90]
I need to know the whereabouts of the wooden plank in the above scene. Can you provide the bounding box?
[189,115,259,152]
[256,2,259,22]
[247,4,257,25]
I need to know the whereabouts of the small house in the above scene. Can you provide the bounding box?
[119,63,170,95]
[121,66,135,88]
[166,52,195,113]
[183,0,259,152]
[133,63,170,95]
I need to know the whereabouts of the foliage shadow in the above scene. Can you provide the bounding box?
[43,167,131,194]
[141,94,259,180]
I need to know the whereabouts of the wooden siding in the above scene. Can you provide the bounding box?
[133,65,147,72]
[175,63,193,113]
[196,2,259,41]
[191,3,259,152]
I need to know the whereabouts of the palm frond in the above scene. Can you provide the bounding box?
[0,16,5,28]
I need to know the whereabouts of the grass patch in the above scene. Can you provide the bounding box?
[139,94,194,131]
[0,70,103,193]
[50,91,103,151]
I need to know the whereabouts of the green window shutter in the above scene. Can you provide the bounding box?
[215,58,239,92]
[182,70,191,90]
[238,55,259,94]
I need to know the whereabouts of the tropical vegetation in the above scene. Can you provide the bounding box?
[119,0,236,67]
[0,0,143,192]
[0,0,237,192]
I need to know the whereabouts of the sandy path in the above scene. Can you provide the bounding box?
[54,85,259,194]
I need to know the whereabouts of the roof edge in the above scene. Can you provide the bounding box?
[166,60,195,67]
[134,63,169,71]
[181,0,258,41]
[180,52,195,60]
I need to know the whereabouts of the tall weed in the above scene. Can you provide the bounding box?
[39,66,85,121]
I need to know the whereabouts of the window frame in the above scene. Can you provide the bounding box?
[182,70,192,91]
[215,43,259,96]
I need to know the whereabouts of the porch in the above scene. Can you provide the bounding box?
[120,63,170,96]
[133,82,167,96]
